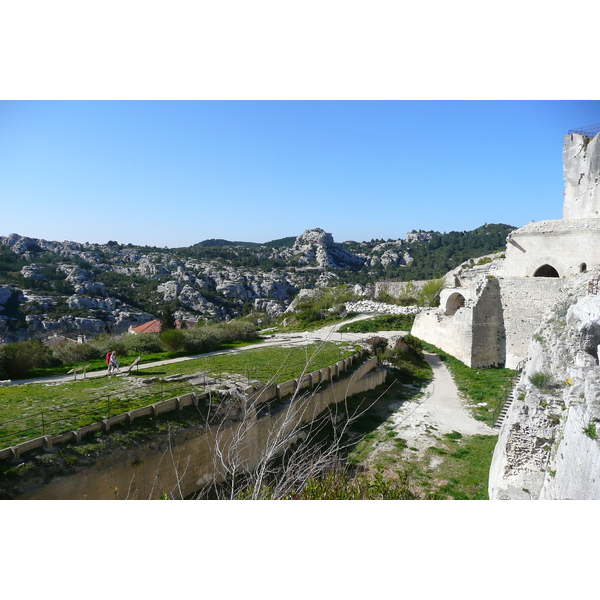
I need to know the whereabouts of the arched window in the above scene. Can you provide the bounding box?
[580,263,587,273]
[445,292,466,316]
[454,277,461,287]
[533,264,559,278]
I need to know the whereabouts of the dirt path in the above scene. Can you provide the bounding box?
[370,352,495,466]
[10,315,378,387]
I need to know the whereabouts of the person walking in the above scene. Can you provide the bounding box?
[109,351,120,375]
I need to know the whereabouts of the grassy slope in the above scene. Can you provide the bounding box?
[344,341,516,499]
[0,342,358,448]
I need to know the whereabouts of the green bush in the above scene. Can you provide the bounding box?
[582,423,597,440]
[529,371,554,391]
[402,334,423,355]
[417,278,445,307]
[121,332,165,355]
[291,284,357,325]
[46,338,104,364]
[182,327,220,354]
[0,339,57,379]
[159,329,186,352]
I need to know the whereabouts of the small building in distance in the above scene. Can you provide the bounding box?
[128,319,195,334]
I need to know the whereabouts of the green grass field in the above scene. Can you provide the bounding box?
[0,342,359,448]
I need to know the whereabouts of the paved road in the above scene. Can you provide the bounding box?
[10,313,403,387]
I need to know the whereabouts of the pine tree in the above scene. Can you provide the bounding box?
[160,303,176,331]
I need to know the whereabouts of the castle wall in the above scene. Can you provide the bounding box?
[497,277,564,369]
[412,276,565,370]
[411,307,475,367]
[471,278,505,367]
[562,132,600,220]
[503,220,600,278]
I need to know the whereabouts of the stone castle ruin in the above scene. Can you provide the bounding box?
[412,126,600,369]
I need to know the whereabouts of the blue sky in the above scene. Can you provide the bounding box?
[1,100,599,247]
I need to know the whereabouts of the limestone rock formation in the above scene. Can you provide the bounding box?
[288,228,364,269]
[489,269,600,499]
[563,132,600,219]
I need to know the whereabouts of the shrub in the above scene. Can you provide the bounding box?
[0,339,56,378]
[47,339,103,364]
[159,329,186,352]
[402,333,423,354]
[529,371,554,391]
[122,332,164,355]
[582,423,597,440]
[182,327,221,354]
[417,278,445,307]
[291,284,357,324]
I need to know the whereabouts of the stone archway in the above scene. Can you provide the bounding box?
[445,292,466,316]
[533,264,560,278]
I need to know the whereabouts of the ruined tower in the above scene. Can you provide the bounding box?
[562,127,600,219]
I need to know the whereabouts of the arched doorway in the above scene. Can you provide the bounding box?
[533,264,559,277]
[580,263,587,273]
[445,292,466,316]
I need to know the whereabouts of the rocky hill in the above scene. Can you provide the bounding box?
[0,224,513,343]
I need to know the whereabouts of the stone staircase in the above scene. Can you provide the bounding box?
[493,387,517,429]
[492,365,525,429]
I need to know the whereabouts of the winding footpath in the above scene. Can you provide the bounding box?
[9,315,376,387]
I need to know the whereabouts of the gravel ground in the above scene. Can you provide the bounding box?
[370,351,495,468]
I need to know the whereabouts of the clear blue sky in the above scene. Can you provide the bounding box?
[1,100,599,247]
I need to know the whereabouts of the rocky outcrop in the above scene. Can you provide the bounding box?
[489,268,600,499]
[287,228,364,269]
[562,131,600,220]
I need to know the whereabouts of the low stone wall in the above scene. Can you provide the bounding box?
[411,308,474,366]
[12,351,386,499]
[344,299,419,315]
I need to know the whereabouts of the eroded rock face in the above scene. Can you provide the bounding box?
[253,298,285,317]
[157,280,182,301]
[579,321,600,360]
[289,228,364,269]
[563,132,600,219]
[489,270,600,500]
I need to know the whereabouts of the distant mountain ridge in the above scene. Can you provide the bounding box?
[0,224,515,343]
[193,239,261,247]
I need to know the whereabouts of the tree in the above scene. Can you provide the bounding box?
[160,303,176,331]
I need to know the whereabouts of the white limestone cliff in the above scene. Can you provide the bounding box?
[489,268,600,499]
[562,132,600,219]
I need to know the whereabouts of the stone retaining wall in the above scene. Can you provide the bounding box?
[11,351,386,499]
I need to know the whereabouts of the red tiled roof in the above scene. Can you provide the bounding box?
[130,319,161,334]
[129,319,195,334]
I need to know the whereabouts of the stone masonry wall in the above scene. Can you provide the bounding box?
[411,307,474,366]
[471,277,505,367]
[497,277,564,369]
[14,356,386,499]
